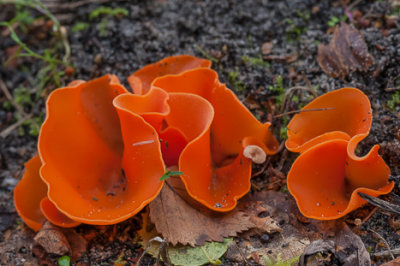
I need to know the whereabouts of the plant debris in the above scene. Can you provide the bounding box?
[148,177,281,246]
[33,221,70,255]
[300,222,370,265]
[318,23,374,79]
[138,210,232,266]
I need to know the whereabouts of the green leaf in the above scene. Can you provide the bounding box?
[327,16,340,27]
[147,238,232,266]
[58,255,70,266]
[159,171,183,181]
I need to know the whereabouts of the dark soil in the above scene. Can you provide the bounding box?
[1,0,400,265]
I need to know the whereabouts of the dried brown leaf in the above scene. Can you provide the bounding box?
[233,191,311,264]
[34,221,70,255]
[62,229,87,262]
[261,42,273,55]
[382,256,400,266]
[318,23,374,79]
[300,222,370,266]
[148,177,281,246]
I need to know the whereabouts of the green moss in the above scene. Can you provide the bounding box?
[89,6,128,19]
[387,91,400,112]
[194,45,219,63]
[242,55,270,68]
[72,22,89,32]
[269,75,285,105]
[227,69,246,92]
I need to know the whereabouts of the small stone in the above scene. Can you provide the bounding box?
[260,233,270,243]
[94,54,102,64]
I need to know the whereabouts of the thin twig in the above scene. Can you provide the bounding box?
[373,247,400,257]
[0,79,25,116]
[277,149,288,172]
[347,0,363,11]
[360,206,378,225]
[234,240,249,265]
[0,114,33,138]
[369,229,395,260]
[251,157,271,178]
[279,86,318,114]
[358,192,400,215]
[41,0,128,10]
[136,236,170,266]
[274,140,286,154]
[274,107,335,118]
[0,79,39,131]
[301,72,314,92]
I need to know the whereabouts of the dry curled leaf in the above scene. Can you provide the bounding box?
[33,221,87,261]
[34,221,70,255]
[148,177,281,246]
[318,23,374,79]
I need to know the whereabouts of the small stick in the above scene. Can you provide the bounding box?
[41,0,128,10]
[275,140,286,154]
[0,79,39,133]
[0,114,33,138]
[301,72,314,92]
[136,236,171,266]
[274,107,335,118]
[279,86,318,115]
[0,79,25,116]
[233,240,249,265]
[373,247,400,257]
[251,157,270,178]
[358,192,400,215]
[360,206,378,225]
[369,229,395,260]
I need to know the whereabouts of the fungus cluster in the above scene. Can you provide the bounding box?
[14,56,394,231]
[286,88,394,220]
[14,55,279,231]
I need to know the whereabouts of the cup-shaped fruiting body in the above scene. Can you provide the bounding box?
[38,75,166,225]
[285,88,372,153]
[152,68,279,165]
[287,135,393,220]
[14,156,47,231]
[286,88,393,220]
[128,55,211,95]
[149,68,279,211]
[14,55,279,230]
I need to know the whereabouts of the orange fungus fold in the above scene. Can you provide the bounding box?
[14,55,279,230]
[286,88,372,153]
[286,88,393,220]
[14,155,47,231]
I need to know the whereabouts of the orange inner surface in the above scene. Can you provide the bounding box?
[38,75,165,225]
[286,88,372,153]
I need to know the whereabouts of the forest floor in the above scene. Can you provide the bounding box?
[0,0,400,265]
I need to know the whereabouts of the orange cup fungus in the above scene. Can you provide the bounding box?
[14,55,279,231]
[286,88,394,220]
